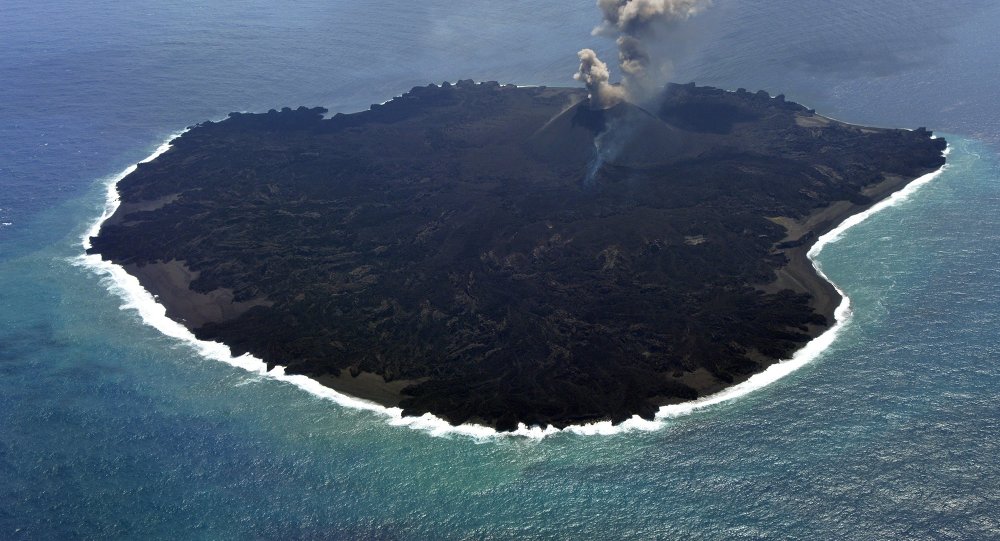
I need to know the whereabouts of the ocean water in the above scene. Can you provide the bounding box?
[3,0,1000,538]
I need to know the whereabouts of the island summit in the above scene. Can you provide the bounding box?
[88,81,947,430]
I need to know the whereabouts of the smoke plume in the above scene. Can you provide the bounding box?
[574,0,711,181]
[574,49,626,109]
[591,0,711,100]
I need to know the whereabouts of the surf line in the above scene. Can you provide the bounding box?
[74,131,951,440]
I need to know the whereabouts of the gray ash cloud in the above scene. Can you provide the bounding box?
[584,0,711,102]
[574,48,626,108]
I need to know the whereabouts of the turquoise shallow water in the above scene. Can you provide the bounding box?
[3,0,1000,538]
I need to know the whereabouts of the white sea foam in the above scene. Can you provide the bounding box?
[75,131,950,440]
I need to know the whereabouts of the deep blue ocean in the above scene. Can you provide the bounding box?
[3,1,1000,538]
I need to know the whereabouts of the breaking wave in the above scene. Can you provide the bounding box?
[75,131,950,440]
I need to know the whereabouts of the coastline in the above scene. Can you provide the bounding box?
[76,131,950,439]
[763,166,948,339]
[702,149,953,401]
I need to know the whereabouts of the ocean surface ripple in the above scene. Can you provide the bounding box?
[3,0,1000,538]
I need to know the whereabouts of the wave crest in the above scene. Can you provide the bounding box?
[75,132,950,440]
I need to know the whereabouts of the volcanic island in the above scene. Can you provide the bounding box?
[88,81,947,430]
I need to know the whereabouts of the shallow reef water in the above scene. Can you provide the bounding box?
[2,0,1000,538]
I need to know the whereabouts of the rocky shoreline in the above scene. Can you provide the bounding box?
[88,81,947,430]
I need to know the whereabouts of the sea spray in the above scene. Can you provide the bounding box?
[74,131,951,440]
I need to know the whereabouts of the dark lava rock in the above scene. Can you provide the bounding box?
[88,81,946,430]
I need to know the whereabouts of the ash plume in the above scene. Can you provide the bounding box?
[592,0,711,100]
[596,0,708,34]
[574,49,626,109]
[573,0,710,182]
